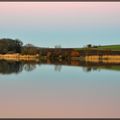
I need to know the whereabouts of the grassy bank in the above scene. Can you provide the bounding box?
[0,53,120,64]
[0,53,40,61]
[96,45,120,51]
[75,45,120,51]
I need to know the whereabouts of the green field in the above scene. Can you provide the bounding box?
[75,45,120,51]
[96,45,120,51]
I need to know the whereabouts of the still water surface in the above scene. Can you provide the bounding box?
[0,61,120,118]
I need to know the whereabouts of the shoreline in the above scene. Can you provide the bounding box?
[0,53,40,61]
[0,54,120,64]
[72,55,120,63]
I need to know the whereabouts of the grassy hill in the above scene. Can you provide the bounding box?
[96,45,120,51]
[75,45,120,51]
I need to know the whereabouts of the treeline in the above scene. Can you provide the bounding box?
[0,38,40,55]
[0,38,23,54]
[0,38,71,57]
[0,38,120,58]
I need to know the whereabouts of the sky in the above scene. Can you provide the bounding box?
[0,2,120,48]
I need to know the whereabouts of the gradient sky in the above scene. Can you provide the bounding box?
[0,2,120,48]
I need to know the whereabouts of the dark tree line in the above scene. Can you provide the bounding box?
[0,38,23,54]
[0,38,40,55]
[21,44,40,55]
[0,38,120,57]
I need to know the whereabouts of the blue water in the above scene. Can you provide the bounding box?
[0,64,120,118]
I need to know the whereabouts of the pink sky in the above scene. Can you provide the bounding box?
[0,2,120,47]
[0,2,120,28]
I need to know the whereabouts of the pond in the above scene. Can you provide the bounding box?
[0,60,120,118]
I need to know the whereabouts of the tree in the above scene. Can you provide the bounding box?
[0,38,23,54]
[15,39,23,53]
[54,45,61,48]
[21,43,39,55]
[87,44,92,48]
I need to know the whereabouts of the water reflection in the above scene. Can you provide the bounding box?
[24,63,36,72]
[0,59,120,118]
[54,65,62,72]
[0,59,120,74]
[0,60,23,74]
[0,60,37,74]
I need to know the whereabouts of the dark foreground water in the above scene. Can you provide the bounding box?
[0,60,120,118]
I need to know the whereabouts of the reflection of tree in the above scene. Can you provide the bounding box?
[0,59,119,75]
[0,60,37,74]
[24,63,36,72]
[82,66,101,72]
[54,65,62,72]
[82,67,92,72]
[0,60,23,74]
